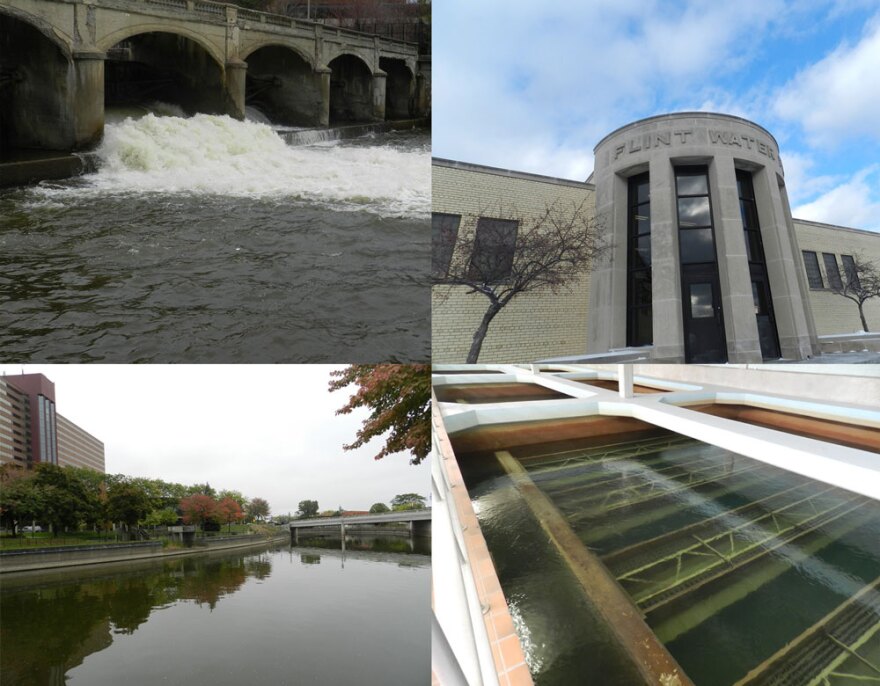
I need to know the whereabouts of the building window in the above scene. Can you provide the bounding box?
[627,173,652,346]
[802,251,824,288]
[432,213,460,280]
[822,253,842,289]
[842,254,861,289]
[468,217,518,282]
[676,169,716,265]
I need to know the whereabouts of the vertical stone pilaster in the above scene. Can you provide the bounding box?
[224,60,247,120]
[649,156,685,361]
[372,69,386,121]
[415,56,430,118]
[315,67,331,126]
[755,168,820,358]
[711,157,762,362]
[71,50,105,150]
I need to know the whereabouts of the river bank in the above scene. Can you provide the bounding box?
[0,533,290,574]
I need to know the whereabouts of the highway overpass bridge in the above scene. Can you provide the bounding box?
[0,0,428,153]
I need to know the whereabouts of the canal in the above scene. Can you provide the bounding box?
[0,113,430,363]
[0,541,430,685]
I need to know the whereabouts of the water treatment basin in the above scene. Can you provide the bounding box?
[432,365,880,686]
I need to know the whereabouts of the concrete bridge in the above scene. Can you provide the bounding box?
[289,509,431,544]
[0,0,428,153]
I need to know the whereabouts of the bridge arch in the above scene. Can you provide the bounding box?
[102,28,228,116]
[379,57,414,119]
[0,5,72,59]
[241,40,314,69]
[328,52,375,123]
[243,43,323,126]
[99,25,224,68]
[0,8,81,153]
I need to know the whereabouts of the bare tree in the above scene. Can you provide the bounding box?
[433,200,604,363]
[827,253,880,332]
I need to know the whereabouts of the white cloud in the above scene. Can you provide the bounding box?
[774,16,880,146]
[779,150,842,204]
[792,165,880,230]
[434,0,785,177]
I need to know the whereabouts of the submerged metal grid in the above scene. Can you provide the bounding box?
[508,433,880,685]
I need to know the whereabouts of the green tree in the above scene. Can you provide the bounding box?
[297,500,319,518]
[329,364,430,465]
[143,507,179,527]
[391,493,426,511]
[106,482,154,530]
[247,497,270,522]
[369,502,390,514]
[33,464,94,534]
[0,469,44,533]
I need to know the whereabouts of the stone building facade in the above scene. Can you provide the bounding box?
[432,113,880,363]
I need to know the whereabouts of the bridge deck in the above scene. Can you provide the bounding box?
[289,510,430,529]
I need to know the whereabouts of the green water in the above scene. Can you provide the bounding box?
[459,432,880,685]
[0,543,429,685]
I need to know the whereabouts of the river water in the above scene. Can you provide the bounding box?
[0,114,430,362]
[0,541,430,685]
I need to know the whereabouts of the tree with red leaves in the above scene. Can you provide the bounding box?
[216,497,245,533]
[329,365,430,465]
[179,494,219,530]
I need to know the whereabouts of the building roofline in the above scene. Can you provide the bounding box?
[432,157,594,190]
[593,111,780,152]
[793,217,880,237]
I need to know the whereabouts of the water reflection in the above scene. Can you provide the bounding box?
[293,532,432,555]
[2,554,253,684]
[1,543,429,685]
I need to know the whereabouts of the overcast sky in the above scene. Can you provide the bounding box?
[433,0,880,231]
[1,365,430,516]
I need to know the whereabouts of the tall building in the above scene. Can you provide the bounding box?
[0,373,104,472]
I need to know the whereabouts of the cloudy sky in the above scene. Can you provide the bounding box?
[433,0,880,231]
[1,365,430,516]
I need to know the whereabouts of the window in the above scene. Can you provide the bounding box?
[802,251,824,288]
[431,213,460,279]
[675,168,716,265]
[842,254,861,289]
[822,253,842,289]
[468,217,518,282]
[627,173,652,346]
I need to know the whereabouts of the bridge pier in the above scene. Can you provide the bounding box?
[316,67,331,127]
[72,51,106,150]
[224,60,247,120]
[371,71,387,122]
[415,57,431,118]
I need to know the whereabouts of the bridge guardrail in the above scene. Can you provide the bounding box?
[129,0,417,47]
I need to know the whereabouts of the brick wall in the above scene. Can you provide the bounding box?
[432,160,595,363]
[793,219,880,335]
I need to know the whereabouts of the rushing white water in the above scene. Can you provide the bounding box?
[43,113,430,218]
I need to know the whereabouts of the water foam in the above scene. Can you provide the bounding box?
[43,114,429,217]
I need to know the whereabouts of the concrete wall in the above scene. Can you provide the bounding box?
[0,534,286,573]
[794,219,880,335]
[432,160,594,363]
